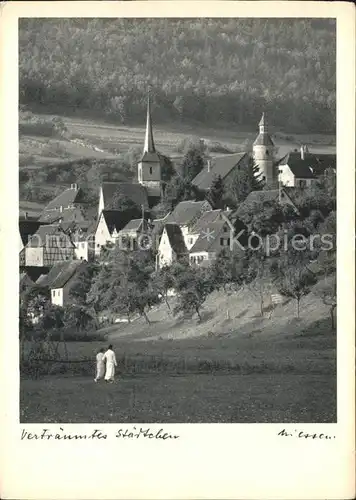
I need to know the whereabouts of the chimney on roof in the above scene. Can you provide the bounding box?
[207,159,211,172]
[59,205,63,213]
[24,211,28,220]
[226,206,230,212]
[300,145,305,160]
[71,183,78,190]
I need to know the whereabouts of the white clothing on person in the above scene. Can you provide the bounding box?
[94,352,105,381]
[103,349,117,381]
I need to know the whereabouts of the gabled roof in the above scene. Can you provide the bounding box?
[36,260,85,289]
[120,218,151,233]
[101,182,149,209]
[43,187,81,212]
[20,272,34,289]
[236,188,298,216]
[189,221,228,253]
[38,205,86,224]
[277,152,336,178]
[27,224,66,248]
[189,209,225,234]
[192,153,247,190]
[164,224,187,255]
[164,200,211,226]
[19,220,42,245]
[278,152,315,179]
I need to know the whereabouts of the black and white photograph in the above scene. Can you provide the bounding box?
[18,15,338,425]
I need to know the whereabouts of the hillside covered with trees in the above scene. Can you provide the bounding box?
[19,18,336,133]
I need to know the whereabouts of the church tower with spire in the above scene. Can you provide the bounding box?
[137,93,162,199]
[253,113,276,186]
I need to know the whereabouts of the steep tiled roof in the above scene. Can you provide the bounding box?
[43,187,81,211]
[278,152,315,179]
[101,182,149,209]
[36,260,85,289]
[278,152,336,178]
[120,219,144,232]
[19,220,42,245]
[236,188,298,216]
[164,200,211,226]
[38,206,86,224]
[189,221,227,253]
[164,224,187,255]
[189,209,224,233]
[192,153,247,190]
[27,225,63,247]
[100,209,142,235]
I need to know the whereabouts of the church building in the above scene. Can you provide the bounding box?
[98,94,163,219]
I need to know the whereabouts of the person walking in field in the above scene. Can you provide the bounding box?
[94,348,105,382]
[102,345,117,383]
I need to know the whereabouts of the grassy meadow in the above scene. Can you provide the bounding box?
[20,288,336,423]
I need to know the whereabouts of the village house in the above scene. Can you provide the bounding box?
[163,200,212,249]
[183,208,234,250]
[236,187,299,218]
[61,221,96,262]
[118,218,154,250]
[192,152,248,192]
[189,219,233,266]
[188,211,248,266]
[19,217,43,253]
[157,223,187,269]
[36,260,86,307]
[277,147,336,188]
[20,224,76,268]
[38,183,87,224]
[94,208,150,256]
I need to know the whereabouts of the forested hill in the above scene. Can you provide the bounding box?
[19,19,336,133]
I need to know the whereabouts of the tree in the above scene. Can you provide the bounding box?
[247,248,273,316]
[69,262,99,306]
[313,275,336,329]
[226,155,263,207]
[108,192,140,213]
[209,248,249,292]
[159,153,175,183]
[152,266,174,312]
[88,247,158,324]
[208,174,224,209]
[181,146,205,182]
[63,304,96,331]
[39,304,65,331]
[272,249,317,318]
[173,265,213,321]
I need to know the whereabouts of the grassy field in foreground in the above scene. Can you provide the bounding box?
[20,372,336,423]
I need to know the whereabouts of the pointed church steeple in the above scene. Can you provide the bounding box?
[143,91,155,154]
[259,112,266,134]
[138,90,162,200]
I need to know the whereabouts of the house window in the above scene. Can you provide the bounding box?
[189,238,193,244]
[227,238,230,246]
[52,290,55,297]
[149,167,153,175]
[223,226,228,232]
[299,179,307,188]
[220,238,224,246]
[81,242,85,248]
[266,150,269,156]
